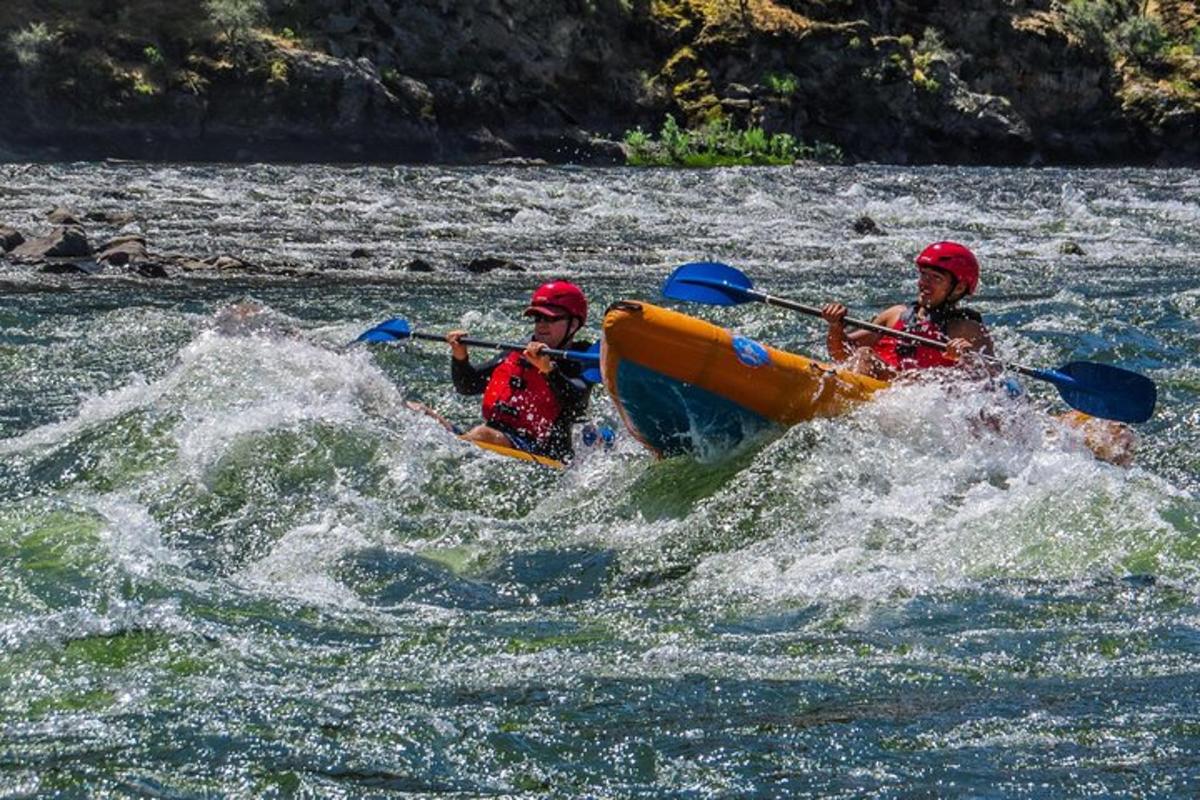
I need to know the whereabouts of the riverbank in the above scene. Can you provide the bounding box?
[1,1,1198,166]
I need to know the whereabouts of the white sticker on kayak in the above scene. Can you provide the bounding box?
[732,335,770,368]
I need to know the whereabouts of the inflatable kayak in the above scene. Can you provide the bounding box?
[600,301,887,458]
[600,301,1137,466]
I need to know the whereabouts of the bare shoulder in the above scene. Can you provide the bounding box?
[874,304,907,325]
[947,315,994,351]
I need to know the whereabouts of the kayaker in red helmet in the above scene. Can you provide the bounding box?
[821,241,995,379]
[446,280,594,460]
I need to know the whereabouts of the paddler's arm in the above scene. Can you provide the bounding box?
[944,319,998,374]
[525,341,591,414]
[821,303,898,361]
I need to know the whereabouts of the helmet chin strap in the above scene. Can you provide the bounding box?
[545,318,582,350]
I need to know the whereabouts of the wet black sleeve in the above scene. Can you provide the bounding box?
[546,367,591,420]
[546,340,594,422]
[451,354,504,396]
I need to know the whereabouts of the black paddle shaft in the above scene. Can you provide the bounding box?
[405,330,580,360]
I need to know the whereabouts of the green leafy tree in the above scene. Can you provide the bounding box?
[205,0,266,43]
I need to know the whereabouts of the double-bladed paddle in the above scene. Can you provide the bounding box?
[661,261,1157,424]
[357,317,602,384]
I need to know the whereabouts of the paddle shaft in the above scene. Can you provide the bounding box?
[748,287,1054,380]
[403,330,596,363]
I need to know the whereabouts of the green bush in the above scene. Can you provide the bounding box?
[912,27,949,93]
[623,114,843,167]
[143,45,165,66]
[764,71,799,97]
[1114,14,1169,63]
[1061,0,1120,46]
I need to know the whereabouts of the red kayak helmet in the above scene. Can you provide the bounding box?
[915,241,979,295]
[523,280,588,323]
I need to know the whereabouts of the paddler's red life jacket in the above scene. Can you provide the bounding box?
[481,352,563,443]
[873,303,982,371]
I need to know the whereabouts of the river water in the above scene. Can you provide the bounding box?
[1,163,1198,797]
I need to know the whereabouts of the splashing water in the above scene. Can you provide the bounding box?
[1,163,1198,797]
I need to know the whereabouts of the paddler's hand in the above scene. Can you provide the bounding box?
[821,303,848,329]
[944,337,975,362]
[446,330,469,361]
[524,341,554,374]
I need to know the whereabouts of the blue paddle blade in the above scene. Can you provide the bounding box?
[1036,361,1157,424]
[356,317,412,343]
[661,261,755,306]
[576,341,602,385]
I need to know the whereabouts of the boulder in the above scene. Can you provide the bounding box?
[0,226,25,252]
[159,253,252,272]
[85,210,137,225]
[466,256,525,273]
[39,260,103,275]
[134,262,169,279]
[350,247,372,259]
[853,215,885,236]
[1060,240,1085,256]
[96,235,148,266]
[207,255,253,271]
[403,258,435,272]
[46,207,84,226]
[11,226,92,260]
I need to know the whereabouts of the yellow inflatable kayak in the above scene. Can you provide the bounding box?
[600,301,887,458]
[600,301,1136,465]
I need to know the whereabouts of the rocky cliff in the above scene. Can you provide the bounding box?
[1,0,1197,165]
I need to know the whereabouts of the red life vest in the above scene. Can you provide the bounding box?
[481,352,563,443]
[873,303,981,371]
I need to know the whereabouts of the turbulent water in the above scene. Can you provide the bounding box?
[1,162,1198,798]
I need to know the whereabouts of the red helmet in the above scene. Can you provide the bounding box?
[523,280,588,323]
[915,241,979,295]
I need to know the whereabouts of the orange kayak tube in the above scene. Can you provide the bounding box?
[601,301,887,458]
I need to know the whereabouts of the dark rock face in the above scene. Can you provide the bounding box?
[0,0,1195,165]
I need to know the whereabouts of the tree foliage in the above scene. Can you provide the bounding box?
[205,0,266,42]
